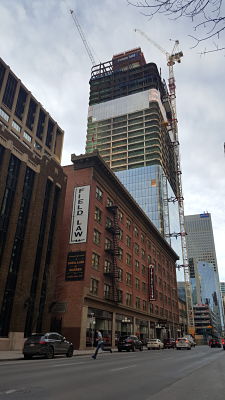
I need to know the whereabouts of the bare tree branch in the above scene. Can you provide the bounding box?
[127,0,225,51]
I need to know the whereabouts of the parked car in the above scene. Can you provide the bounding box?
[117,335,143,352]
[147,339,164,350]
[23,332,74,359]
[183,335,196,347]
[176,337,191,350]
[163,338,176,349]
[209,338,221,348]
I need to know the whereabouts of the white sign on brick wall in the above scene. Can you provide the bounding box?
[70,185,90,244]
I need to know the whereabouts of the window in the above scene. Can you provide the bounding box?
[107,197,113,207]
[34,142,42,151]
[117,268,123,282]
[126,253,131,266]
[92,253,100,270]
[126,293,132,306]
[126,272,132,286]
[23,131,32,143]
[136,297,140,309]
[141,249,145,259]
[0,108,9,122]
[3,73,17,109]
[146,240,151,250]
[155,305,159,314]
[104,259,112,273]
[90,278,99,295]
[141,233,145,243]
[104,284,111,299]
[143,300,147,311]
[118,229,123,240]
[96,186,103,201]
[118,247,123,260]
[135,278,140,290]
[126,235,131,247]
[106,217,113,229]
[142,282,146,292]
[105,237,113,250]
[117,289,123,303]
[117,209,123,222]
[134,243,139,255]
[126,218,131,230]
[94,207,102,223]
[135,260,140,272]
[147,255,151,265]
[12,120,21,133]
[142,265,146,275]
[134,227,139,238]
[93,229,101,245]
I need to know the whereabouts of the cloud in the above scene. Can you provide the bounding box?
[0,0,224,280]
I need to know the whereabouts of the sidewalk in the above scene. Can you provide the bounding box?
[0,348,115,362]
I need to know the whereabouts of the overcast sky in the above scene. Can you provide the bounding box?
[0,0,224,280]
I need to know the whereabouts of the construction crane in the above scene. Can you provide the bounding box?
[135,28,195,333]
[69,9,96,66]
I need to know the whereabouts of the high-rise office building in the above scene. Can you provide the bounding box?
[85,48,181,260]
[185,212,224,334]
[0,58,66,350]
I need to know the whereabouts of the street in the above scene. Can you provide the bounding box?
[0,346,225,400]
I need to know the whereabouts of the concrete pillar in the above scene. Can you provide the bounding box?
[80,305,88,350]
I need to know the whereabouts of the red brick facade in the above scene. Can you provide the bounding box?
[55,151,179,349]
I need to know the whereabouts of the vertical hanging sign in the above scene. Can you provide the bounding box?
[70,185,90,244]
[148,265,155,301]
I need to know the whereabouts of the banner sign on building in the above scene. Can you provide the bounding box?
[70,185,90,243]
[148,265,156,301]
[65,251,85,281]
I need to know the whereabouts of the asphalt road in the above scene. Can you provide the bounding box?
[0,346,225,400]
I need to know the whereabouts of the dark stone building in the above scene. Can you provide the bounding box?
[0,58,66,350]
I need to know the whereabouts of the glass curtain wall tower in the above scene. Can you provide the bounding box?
[86,48,182,260]
[185,212,224,334]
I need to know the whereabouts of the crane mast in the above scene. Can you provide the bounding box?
[70,9,96,66]
[135,29,194,332]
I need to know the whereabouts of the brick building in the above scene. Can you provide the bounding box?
[0,58,66,350]
[55,151,179,349]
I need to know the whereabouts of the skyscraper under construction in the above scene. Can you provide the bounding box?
[86,48,181,254]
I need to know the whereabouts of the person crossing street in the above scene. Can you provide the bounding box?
[91,330,112,359]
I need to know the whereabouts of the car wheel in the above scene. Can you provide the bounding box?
[46,346,54,359]
[140,346,143,351]
[66,346,73,358]
[118,348,122,352]
[24,354,32,360]
[132,346,135,352]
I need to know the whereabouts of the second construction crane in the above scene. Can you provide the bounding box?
[135,28,194,332]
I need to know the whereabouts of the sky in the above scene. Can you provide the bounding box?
[0,0,224,280]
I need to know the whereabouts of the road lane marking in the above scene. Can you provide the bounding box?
[110,364,137,372]
[5,389,17,394]
[53,361,87,367]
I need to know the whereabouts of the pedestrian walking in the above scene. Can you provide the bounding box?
[91,330,112,359]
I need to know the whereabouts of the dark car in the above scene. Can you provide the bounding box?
[209,338,221,348]
[163,338,176,349]
[23,332,74,359]
[117,335,143,352]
